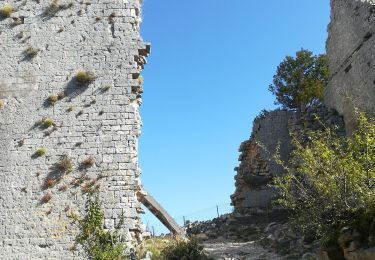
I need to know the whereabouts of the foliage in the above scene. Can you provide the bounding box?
[55,155,73,173]
[160,239,211,260]
[36,147,47,157]
[268,49,329,111]
[49,95,58,105]
[137,237,212,260]
[42,118,55,128]
[75,70,96,86]
[273,113,375,245]
[137,237,174,260]
[69,195,128,260]
[25,46,40,58]
[0,4,14,17]
[41,192,52,203]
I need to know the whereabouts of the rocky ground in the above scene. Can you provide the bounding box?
[187,214,375,260]
[203,241,283,260]
[187,214,318,259]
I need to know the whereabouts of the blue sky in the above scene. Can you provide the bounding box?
[139,1,330,234]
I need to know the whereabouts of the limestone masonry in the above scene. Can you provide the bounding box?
[325,0,375,133]
[231,108,345,215]
[0,0,149,259]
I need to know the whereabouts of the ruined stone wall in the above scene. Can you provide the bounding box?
[231,107,344,216]
[231,110,296,215]
[0,0,149,259]
[325,0,375,133]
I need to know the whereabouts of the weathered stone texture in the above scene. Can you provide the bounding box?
[325,0,375,133]
[231,107,345,216]
[231,110,295,215]
[0,0,149,259]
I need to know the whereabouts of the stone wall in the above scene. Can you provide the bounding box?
[231,110,295,215]
[325,0,375,133]
[231,107,345,216]
[0,0,149,259]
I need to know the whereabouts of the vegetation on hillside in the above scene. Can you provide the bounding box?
[269,49,329,111]
[273,112,375,246]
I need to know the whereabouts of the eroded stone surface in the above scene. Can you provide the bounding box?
[0,0,149,258]
[325,0,375,133]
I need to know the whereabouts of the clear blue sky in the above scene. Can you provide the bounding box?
[139,0,330,234]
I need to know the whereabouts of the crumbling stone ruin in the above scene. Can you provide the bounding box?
[231,108,345,216]
[0,0,149,259]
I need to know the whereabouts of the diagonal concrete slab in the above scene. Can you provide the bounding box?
[137,186,186,238]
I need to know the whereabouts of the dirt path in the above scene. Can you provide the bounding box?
[203,241,283,260]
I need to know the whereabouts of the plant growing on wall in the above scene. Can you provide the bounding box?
[35,147,47,157]
[269,49,329,111]
[75,70,96,86]
[0,4,14,17]
[49,95,58,105]
[25,46,40,58]
[81,156,95,169]
[55,155,73,173]
[69,195,128,260]
[42,118,55,128]
[41,192,52,203]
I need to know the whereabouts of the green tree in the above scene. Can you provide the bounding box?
[273,113,375,245]
[269,49,329,111]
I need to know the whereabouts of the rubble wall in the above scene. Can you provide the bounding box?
[231,107,345,216]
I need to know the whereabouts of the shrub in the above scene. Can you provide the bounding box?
[69,195,127,260]
[41,192,52,203]
[49,95,58,105]
[75,70,96,86]
[25,46,40,58]
[44,178,57,188]
[42,118,55,128]
[0,4,14,17]
[273,112,375,245]
[36,147,47,157]
[81,156,95,168]
[160,239,211,260]
[56,155,73,173]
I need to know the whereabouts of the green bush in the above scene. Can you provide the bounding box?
[35,147,47,157]
[75,70,96,86]
[0,4,14,17]
[161,239,211,260]
[42,118,55,128]
[69,195,127,260]
[273,112,375,245]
